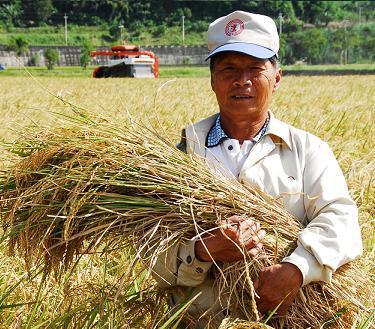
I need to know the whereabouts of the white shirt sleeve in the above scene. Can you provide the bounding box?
[149,239,213,288]
[283,140,362,286]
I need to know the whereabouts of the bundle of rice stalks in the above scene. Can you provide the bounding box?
[0,112,373,328]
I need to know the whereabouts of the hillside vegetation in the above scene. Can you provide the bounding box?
[0,1,374,65]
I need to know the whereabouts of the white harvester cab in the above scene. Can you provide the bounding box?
[91,45,159,78]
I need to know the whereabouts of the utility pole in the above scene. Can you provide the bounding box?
[182,15,185,45]
[344,20,348,64]
[358,7,362,61]
[278,12,283,36]
[119,24,124,44]
[64,14,68,46]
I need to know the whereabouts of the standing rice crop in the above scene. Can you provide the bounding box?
[0,108,373,328]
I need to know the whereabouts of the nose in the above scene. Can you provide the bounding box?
[233,70,252,87]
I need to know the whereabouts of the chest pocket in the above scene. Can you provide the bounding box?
[239,153,305,220]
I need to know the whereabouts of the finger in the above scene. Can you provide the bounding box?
[221,229,237,243]
[247,242,263,257]
[226,215,242,224]
[256,229,266,240]
[277,306,287,316]
[238,232,255,248]
[253,277,259,291]
[242,219,261,235]
[241,229,265,248]
[221,219,240,233]
[241,217,256,229]
[242,234,257,248]
[256,301,267,314]
[251,221,260,233]
[258,302,281,316]
[277,299,292,316]
[239,222,260,236]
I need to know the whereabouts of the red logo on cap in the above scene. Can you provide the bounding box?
[225,19,244,36]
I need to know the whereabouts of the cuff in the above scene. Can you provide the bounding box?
[177,239,213,287]
[282,244,332,286]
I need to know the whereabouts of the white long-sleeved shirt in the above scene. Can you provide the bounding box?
[150,112,362,316]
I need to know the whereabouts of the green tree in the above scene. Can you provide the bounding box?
[294,28,327,64]
[29,54,40,66]
[80,52,90,69]
[7,36,29,56]
[295,1,344,26]
[80,39,92,69]
[22,0,54,25]
[0,0,23,27]
[44,48,59,70]
[358,23,375,62]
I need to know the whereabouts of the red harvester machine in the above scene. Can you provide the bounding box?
[90,45,158,78]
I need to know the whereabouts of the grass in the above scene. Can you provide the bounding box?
[0,25,114,47]
[283,63,375,72]
[0,75,374,327]
[0,65,211,78]
[1,64,374,79]
[0,24,206,47]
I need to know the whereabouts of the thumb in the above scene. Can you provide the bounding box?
[253,277,259,291]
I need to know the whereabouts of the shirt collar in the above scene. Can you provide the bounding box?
[206,113,270,148]
[266,111,292,150]
[206,115,228,147]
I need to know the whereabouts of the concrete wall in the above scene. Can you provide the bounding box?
[0,44,208,67]
[0,45,82,67]
[144,45,208,65]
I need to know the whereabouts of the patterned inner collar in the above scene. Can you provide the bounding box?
[206,113,270,148]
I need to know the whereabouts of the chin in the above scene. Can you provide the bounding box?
[222,106,265,118]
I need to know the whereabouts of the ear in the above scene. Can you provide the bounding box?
[272,68,282,93]
[211,74,215,92]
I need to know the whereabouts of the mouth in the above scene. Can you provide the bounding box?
[231,95,254,100]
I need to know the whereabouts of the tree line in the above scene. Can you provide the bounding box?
[0,0,373,28]
[1,0,374,65]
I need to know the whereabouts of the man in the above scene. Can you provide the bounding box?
[150,11,362,325]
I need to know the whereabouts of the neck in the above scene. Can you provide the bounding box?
[220,111,268,144]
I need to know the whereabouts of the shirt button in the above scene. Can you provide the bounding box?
[186,256,192,264]
[228,145,233,151]
[196,267,203,274]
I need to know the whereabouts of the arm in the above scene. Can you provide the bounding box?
[149,216,265,288]
[147,130,212,288]
[148,239,214,288]
[149,129,265,288]
[195,216,265,262]
[283,140,362,285]
[254,139,362,314]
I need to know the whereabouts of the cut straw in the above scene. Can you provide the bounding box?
[0,112,373,328]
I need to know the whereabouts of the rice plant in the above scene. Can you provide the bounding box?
[0,75,374,328]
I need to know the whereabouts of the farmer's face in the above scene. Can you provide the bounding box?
[211,52,281,119]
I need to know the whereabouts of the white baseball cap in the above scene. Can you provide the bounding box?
[206,11,279,60]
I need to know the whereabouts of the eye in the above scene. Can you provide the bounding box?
[250,66,264,71]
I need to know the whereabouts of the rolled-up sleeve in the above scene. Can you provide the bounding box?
[283,140,362,286]
[149,239,213,288]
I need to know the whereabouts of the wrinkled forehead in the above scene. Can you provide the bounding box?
[210,52,274,74]
[214,51,269,65]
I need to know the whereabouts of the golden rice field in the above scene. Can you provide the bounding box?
[0,75,374,328]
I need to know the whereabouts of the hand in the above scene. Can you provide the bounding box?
[253,263,303,315]
[195,215,265,262]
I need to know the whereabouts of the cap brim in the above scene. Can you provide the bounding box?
[205,42,276,61]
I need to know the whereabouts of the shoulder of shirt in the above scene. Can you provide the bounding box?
[182,112,331,155]
[185,113,219,144]
[186,113,219,133]
[268,113,328,152]
[179,113,219,155]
